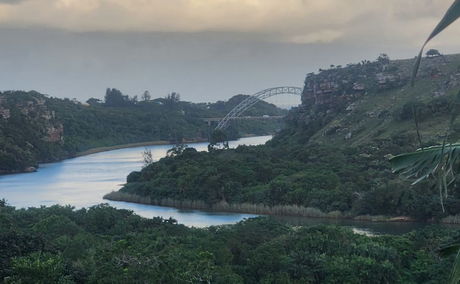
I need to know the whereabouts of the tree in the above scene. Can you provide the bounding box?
[142,90,151,102]
[86,98,102,106]
[209,129,229,150]
[164,92,181,110]
[426,49,442,58]
[166,92,180,104]
[167,143,188,157]
[377,53,390,65]
[143,148,154,167]
[104,88,132,107]
[9,252,71,283]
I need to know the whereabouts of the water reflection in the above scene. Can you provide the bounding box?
[271,215,442,236]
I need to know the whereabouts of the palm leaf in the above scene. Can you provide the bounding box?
[441,241,460,284]
[412,0,460,86]
[450,252,460,284]
[440,242,460,258]
[390,144,460,184]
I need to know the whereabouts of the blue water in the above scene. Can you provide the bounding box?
[0,136,270,227]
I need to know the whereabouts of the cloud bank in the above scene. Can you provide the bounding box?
[0,0,457,45]
[0,0,459,103]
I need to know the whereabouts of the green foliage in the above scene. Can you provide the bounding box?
[440,241,460,284]
[8,252,72,284]
[115,140,450,218]
[104,88,135,107]
[0,204,455,283]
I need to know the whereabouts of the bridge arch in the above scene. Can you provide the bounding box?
[216,86,302,130]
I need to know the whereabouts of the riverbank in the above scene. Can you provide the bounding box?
[1,137,215,176]
[75,138,210,157]
[105,191,454,224]
[74,134,269,157]
[1,132,273,176]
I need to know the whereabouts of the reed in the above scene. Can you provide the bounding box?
[442,214,460,224]
[353,215,389,222]
[105,192,422,223]
[104,191,339,218]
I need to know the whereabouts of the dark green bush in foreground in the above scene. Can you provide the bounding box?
[0,203,456,283]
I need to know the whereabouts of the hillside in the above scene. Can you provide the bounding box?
[0,91,286,174]
[109,53,460,221]
[278,53,460,150]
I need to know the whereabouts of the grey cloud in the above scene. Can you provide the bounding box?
[0,1,458,104]
[0,26,437,104]
[0,0,27,4]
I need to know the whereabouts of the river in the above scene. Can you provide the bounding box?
[0,135,449,234]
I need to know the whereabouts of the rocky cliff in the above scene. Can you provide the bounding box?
[0,91,67,173]
[281,54,460,152]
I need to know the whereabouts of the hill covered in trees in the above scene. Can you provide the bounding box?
[0,202,455,283]
[0,90,287,174]
[108,53,460,221]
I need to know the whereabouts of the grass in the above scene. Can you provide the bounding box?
[442,214,460,224]
[104,191,412,222]
[104,191,332,217]
[311,55,460,149]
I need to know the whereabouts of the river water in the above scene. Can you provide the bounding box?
[0,135,450,234]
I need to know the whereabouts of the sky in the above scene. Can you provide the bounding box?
[0,0,459,106]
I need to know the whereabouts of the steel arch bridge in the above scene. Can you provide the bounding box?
[215,86,302,130]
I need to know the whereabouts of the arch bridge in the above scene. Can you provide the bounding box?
[216,86,302,130]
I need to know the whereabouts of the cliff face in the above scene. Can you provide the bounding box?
[286,54,460,151]
[298,56,409,134]
[0,91,66,173]
[0,92,64,143]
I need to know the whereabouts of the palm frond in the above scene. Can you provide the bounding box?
[440,242,460,284]
[412,0,460,86]
[451,252,460,284]
[440,242,460,258]
[390,144,460,212]
[390,144,460,184]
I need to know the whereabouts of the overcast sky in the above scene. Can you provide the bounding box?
[0,0,459,105]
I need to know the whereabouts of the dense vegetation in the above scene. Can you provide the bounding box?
[111,134,460,220]
[0,90,286,174]
[110,54,460,221]
[0,201,456,283]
